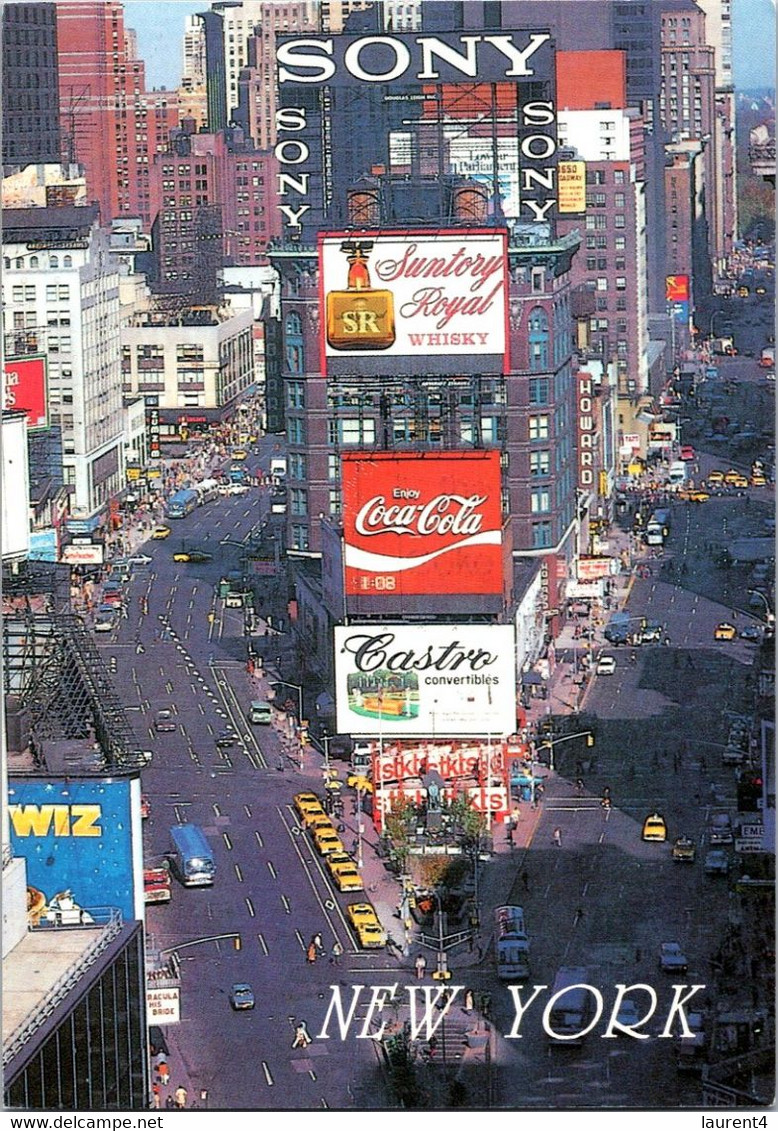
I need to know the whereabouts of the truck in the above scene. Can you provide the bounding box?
[495,905,531,979]
[270,456,287,481]
[170,823,215,886]
[667,461,688,487]
[144,865,172,904]
[645,509,671,546]
[711,336,735,356]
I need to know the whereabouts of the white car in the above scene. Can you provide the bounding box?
[227,483,250,495]
[127,553,152,566]
[596,654,617,675]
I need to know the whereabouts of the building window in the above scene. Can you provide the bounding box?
[528,376,549,405]
[328,418,376,445]
[328,453,339,480]
[290,487,307,516]
[531,487,551,513]
[527,307,549,371]
[530,450,550,477]
[288,452,307,480]
[615,277,627,290]
[287,416,306,444]
[329,488,341,516]
[285,311,304,374]
[287,380,304,409]
[529,414,550,441]
[614,214,626,229]
[532,521,552,548]
[290,524,308,551]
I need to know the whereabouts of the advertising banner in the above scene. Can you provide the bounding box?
[334,624,516,737]
[146,987,181,1025]
[341,451,503,604]
[319,230,508,376]
[577,556,615,580]
[7,777,142,923]
[557,160,586,213]
[61,542,105,565]
[3,355,48,429]
[373,742,505,785]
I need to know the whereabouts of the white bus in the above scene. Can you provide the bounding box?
[495,905,530,979]
[170,824,215,887]
[546,967,594,1045]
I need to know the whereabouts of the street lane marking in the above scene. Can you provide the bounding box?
[267,861,277,879]
[245,897,255,917]
[213,803,221,817]
[262,1063,273,1087]
[244,804,252,818]
[281,894,291,913]
[255,830,264,848]
[234,863,243,882]
[223,832,232,849]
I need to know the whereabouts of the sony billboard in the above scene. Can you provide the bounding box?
[334,624,517,738]
[320,230,508,376]
[341,450,504,615]
[275,30,557,239]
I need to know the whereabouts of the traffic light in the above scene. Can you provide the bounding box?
[233,934,242,951]
[586,734,595,747]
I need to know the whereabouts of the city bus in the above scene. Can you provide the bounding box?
[169,824,215,886]
[495,905,530,979]
[546,967,595,1045]
[166,488,199,519]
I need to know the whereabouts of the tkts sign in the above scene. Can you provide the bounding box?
[341,451,504,603]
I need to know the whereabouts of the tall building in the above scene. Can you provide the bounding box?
[658,0,716,296]
[1,3,61,173]
[234,2,317,150]
[2,206,125,519]
[182,12,207,85]
[556,52,650,401]
[696,0,737,268]
[55,1,179,227]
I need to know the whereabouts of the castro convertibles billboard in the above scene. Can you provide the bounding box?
[3,355,48,429]
[319,230,508,376]
[334,624,516,738]
[341,451,504,614]
[7,777,144,923]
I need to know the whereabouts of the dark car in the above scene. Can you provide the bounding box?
[154,709,176,733]
[229,983,255,1010]
[215,730,239,748]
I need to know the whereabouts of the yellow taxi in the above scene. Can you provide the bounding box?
[714,622,737,641]
[687,490,710,503]
[151,525,171,540]
[326,853,365,892]
[312,825,345,856]
[751,473,767,487]
[724,469,744,484]
[706,470,724,485]
[231,449,247,461]
[641,812,668,842]
[731,474,749,489]
[346,903,387,949]
[293,790,321,815]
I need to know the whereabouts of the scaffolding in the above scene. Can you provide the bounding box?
[3,565,145,772]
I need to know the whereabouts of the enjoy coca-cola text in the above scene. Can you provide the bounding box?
[354,493,489,538]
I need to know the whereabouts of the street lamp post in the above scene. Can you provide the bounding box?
[748,589,775,626]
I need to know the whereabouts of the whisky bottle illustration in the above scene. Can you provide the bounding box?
[325,240,395,351]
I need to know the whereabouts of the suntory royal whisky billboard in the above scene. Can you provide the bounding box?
[318,229,509,376]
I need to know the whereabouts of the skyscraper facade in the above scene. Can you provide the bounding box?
[1,3,61,173]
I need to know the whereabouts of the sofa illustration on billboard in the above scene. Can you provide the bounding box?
[345,672,420,723]
[27,884,95,927]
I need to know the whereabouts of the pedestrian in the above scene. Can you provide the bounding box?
[165,1096,175,1110]
[521,869,529,892]
[291,1020,312,1048]
[157,1061,170,1086]
[330,941,343,965]
[152,1084,161,1109]
[306,941,317,964]
[463,988,474,1014]
[553,827,562,847]
[174,1085,187,1109]
[415,953,427,979]
[574,907,584,925]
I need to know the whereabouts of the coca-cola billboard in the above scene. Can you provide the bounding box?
[341,452,504,611]
[334,623,517,739]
